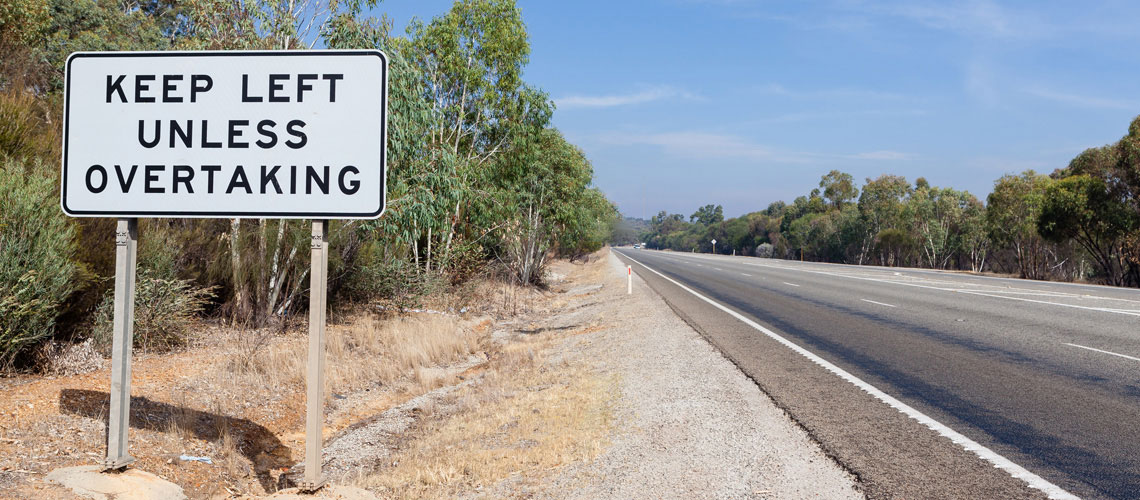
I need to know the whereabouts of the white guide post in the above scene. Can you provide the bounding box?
[302,220,330,491]
[628,265,632,295]
[104,218,138,470]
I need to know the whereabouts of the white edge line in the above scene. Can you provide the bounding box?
[617,251,1079,500]
[1063,343,1140,363]
[861,299,898,308]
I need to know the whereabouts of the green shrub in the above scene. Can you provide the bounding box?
[340,258,442,312]
[92,273,215,354]
[0,160,79,368]
[0,90,60,162]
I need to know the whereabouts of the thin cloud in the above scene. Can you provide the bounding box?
[600,131,778,161]
[1024,87,1139,111]
[598,131,913,164]
[728,1,1139,42]
[885,1,1021,38]
[754,83,912,101]
[965,60,1000,106]
[849,151,914,161]
[556,86,698,109]
[747,108,928,125]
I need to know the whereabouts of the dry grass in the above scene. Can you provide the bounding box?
[32,339,104,376]
[222,315,488,399]
[358,341,618,499]
[462,276,553,319]
[0,253,618,499]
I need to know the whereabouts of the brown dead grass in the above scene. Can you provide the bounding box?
[221,315,488,398]
[358,339,618,499]
[0,252,618,499]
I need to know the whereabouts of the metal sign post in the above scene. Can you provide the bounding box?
[301,220,329,491]
[104,218,138,470]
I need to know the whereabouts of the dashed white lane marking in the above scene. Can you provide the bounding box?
[714,267,723,271]
[1063,343,1140,363]
[616,251,1078,500]
[783,282,800,287]
[861,299,897,308]
[741,273,753,277]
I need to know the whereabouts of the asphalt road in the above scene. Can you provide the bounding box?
[612,248,1140,500]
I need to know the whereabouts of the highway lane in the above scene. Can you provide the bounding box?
[613,248,1140,500]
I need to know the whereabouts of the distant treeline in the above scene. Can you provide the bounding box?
[639,116,1140,288]
[0,0,616,368]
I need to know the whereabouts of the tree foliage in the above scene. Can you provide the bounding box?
[0,0,617,366]
[636,118,1140,288]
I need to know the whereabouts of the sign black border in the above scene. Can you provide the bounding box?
[61,50,387,219]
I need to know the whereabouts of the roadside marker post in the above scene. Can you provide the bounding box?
[628,265,632,294]
[60,51,388,488]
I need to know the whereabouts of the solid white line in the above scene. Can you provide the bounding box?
[1063,343,1140,363]
[783,282,800,287]
[616,251,1078,500]
[861,299,897,308]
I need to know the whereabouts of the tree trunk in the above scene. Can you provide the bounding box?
[257,218,267,320]
[413,220,420,271]
[230,218,244,323]
[266,220,289,318]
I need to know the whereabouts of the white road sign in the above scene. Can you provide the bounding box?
[61,50,387,219]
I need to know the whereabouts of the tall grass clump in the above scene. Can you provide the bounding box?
[92,273,215,354]
[0,158,79,368]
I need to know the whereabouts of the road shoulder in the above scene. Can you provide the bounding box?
[615,248,1056,499]
[524,250,862,499]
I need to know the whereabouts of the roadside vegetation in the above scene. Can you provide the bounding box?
[639,119,1140,288]
[0,0,616,370]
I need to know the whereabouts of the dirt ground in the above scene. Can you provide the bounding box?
[0,249,861,499]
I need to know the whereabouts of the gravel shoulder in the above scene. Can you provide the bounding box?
[528,251,863,499]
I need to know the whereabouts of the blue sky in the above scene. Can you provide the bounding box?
[369,0,1140,219]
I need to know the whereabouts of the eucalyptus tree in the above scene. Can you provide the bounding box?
[908,185,973,269]
[819,169,858,209]
[487,125,607,283]
[168,0,384,323]
[690,204,724,226]
[986,171,1054,279]
[407,0,531,266]
[960,195,989,272]
[1040,143,1139,286]
[857,174,911,265]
